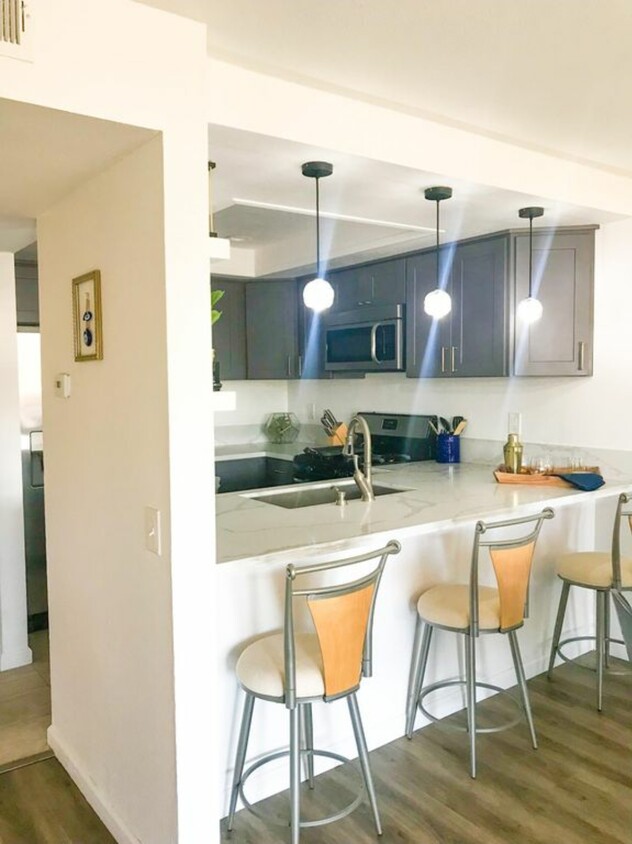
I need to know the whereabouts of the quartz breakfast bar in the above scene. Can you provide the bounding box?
[216,461,631,814]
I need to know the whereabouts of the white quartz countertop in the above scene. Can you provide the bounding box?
[215,441,316,461]
[215,462,632,565]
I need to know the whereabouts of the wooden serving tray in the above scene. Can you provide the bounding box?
[494,466,600,488]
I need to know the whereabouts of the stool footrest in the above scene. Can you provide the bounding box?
[418,679,523,734]
[554,636,631,676]
[239,748,364,829]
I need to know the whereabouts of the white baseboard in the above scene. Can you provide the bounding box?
[47,726,139,844]
[0,645,32,671]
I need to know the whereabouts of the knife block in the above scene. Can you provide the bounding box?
[326,423,348,446]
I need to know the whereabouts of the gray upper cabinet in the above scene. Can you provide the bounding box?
[246,280,300,379]
[297,276,327,379]
[406,236,509,378]
[15,261,39,328]
[513,228,595,376]
[211,278,247,381]
[406,250,442,377]
[450,236,508,377]
[332,257,406,311]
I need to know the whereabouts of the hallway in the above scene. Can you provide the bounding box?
[0,632,50,769]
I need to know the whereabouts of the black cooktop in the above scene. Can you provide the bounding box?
[292,412,437,482]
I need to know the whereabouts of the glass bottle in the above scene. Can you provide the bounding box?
[503,433,523,473]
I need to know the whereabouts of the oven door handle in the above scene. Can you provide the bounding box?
[370,322,383,364]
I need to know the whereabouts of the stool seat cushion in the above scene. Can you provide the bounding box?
[416,584,501,631]
[236,632,324,700]
[556,551,632,588]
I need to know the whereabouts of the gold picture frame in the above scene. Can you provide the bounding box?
[72,270,103,361]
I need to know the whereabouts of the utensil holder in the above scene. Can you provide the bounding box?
[436,433,460,464]
[327,423,348,446]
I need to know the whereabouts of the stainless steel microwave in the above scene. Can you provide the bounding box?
[324,304,405,372]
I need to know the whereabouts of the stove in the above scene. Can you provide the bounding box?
[293,412,438,482]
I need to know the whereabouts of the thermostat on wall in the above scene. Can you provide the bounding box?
[54,373,71,399]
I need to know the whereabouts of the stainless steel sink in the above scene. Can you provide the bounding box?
[246,481,409,509]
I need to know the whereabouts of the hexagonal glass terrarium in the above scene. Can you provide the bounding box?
[264,412,301,444]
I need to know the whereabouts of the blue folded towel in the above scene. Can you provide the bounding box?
[555,472,605,491]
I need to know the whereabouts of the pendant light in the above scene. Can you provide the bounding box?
[423,186,453,319]
[302,161,335,312]
[517,206,545,324]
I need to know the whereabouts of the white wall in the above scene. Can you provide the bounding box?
[0,253,31,671]
[214,380,289,443]
[1,3,214,842]
[288,219,632,455]
[39,137,178,844]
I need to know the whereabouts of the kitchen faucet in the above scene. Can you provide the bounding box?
[343,414,374,501]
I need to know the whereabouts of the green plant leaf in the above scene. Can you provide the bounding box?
[211,288,225,325]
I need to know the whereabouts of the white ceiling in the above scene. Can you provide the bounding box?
[0,98,154,253]
[136,0,632,275]
[140,0,632,176]
[5,3,632,272]
[208,124,622,277]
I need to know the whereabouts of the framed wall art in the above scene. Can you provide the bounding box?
[72,270,103,361]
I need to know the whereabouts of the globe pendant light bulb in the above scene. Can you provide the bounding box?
[517,295,543,324]
[423,288,452,319]
[303,277,335,313]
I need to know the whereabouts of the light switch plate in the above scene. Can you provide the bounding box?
[144,507,162,556]
[54,373,71,398]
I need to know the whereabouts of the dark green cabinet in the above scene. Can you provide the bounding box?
[406,236,509,378]
[246,280,300,379]
[331,258,406,311]
[513,229,595,376]
[211,278,247,381]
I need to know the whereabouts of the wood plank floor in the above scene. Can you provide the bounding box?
[0,632,51,768]
[0,757,115,844]
[221,657,632,843]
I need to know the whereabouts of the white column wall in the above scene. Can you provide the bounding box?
[39,137,178,844]
[1,3,215,841]
[0,253,31,671]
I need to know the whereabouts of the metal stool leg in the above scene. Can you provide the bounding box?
[348,693,382,836]
[605,591,612,669]
[548,580,571,678]
[406,620,433,739]
[596,590,606,712]
[508,630,538,749]
[227,693,255,831]
[302,703,315,789]
[289,706,301,844]
[465,632,477,779]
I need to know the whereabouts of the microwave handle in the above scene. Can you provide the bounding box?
[370,323,383,364]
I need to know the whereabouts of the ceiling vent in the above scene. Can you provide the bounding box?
[1,1,32,61]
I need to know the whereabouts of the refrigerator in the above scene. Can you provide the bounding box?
[16,331,47,631]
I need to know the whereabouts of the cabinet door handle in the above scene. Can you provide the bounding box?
[441,346,446,374]
[287,355,293,377]
[451,346,457,373]
[578,341,586,371]
[298,355,303,377]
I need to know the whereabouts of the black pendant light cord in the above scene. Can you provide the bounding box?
[435,199,440,288]
[528,216,533,299]
[315,176,321,278]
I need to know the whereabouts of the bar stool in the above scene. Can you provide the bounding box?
[548,492,632,710]
[227,540,401,844]
[405,508,554,778]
